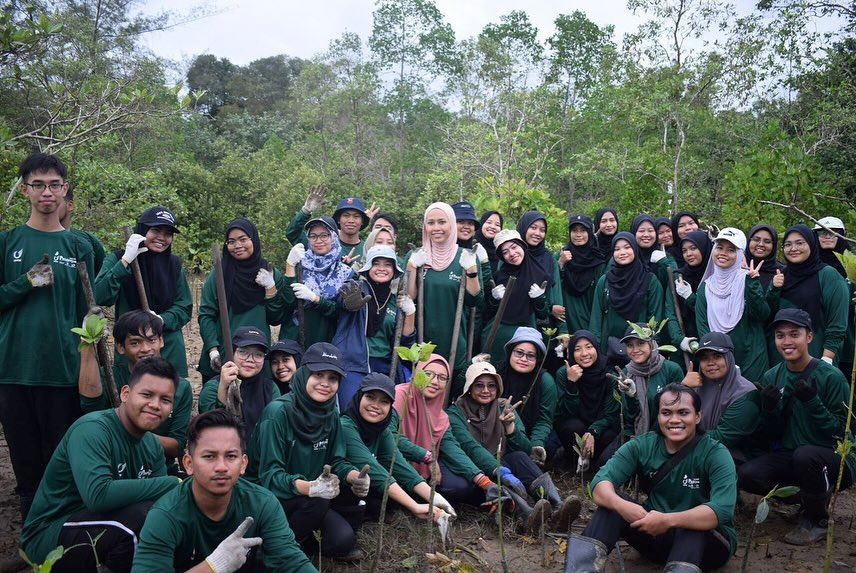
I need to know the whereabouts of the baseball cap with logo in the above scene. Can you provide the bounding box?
[813,216,845,231]
[333,197,369,229]
[359,372,396,401]
[232,327,269,351]
[302,342,346,377]
[303,215,338,235]
[451,202,478,224]
[695,332,734,355]
[137,206,179,233]
[713,227,746,250]
[568,214,594,233]
[770,308,813,331]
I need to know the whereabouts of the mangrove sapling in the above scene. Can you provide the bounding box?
[741,485,800,573]
[313,530,322,573]
[20,531,106,573]
[572,432,588,499]
[495,439,510,573]
[824,250,856,573]
[518,328,564,412]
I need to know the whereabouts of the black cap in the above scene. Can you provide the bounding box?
[232,327,269,350]
[304,215,338,235]
[359,372,396,401]
[302,342,346,377]
[451,202,478,223]
[268,340,303,364]
[620,323,653,343]
[137,206,179,233]
[770,308,813,331]
[696,332,734,355]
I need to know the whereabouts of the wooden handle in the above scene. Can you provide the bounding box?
[123,227,150,312]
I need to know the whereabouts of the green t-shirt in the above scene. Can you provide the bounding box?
[20,410,179,563]
[591,432,738,556]
[131,478,317,573]
[0,225,94,387]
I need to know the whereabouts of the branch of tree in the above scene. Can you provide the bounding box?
[757,200,855,245]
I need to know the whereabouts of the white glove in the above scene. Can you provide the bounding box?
[650,248,667,264]
[530,446,547,465]
[576,455,590,474]
[680,337,696,353]
[148,310,163,325]
[408,248,428,268]
[554,344,564,358]
[675,277,692,300]
[617,377,637,398]
[121,233,148,264]
[491,284,506,300]
[398,293,416,316]
[528,283,546,299]
[474,243,489,264]
[255,268,275,289]
[291,283,320,303]
[459,249,477,271]
[432,492,457,518]
[205,517,262,573]
[308,467,340,499]
[350,467,371,498]
[822,356,834,365]
[209,349,222,372]
[286,243,306,266]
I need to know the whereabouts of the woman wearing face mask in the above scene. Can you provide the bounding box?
[284,216,354,347]
[407,203,483,393]
[593,208,619,259]
[695,228,770,383]
[554,331,620,472]
[448,362,580,533]
[768,224,849,367]
[340,373,452,522]
[247,343,368,562]
[517,211,568,336]
[482,230,551,362]
[475,210,504,275]
[198,219,285,382]
[589,233,665,353]
[665,231,712,358]
[390,355,504,507]
[268,339,302,395]
[333,246,416,406]
[95,206,192,376]
[199,327,281,441]
[746,225,785,289]
[557,215,609,333]
[495,327,558,467]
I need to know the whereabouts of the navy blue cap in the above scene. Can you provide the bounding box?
[232,327,269,350]
[268,339,303,364]
[359,372,396,400]
[302,342,346,377]
[137,206,179,233]
[333,197,369,229]
[696,332,734,355]
[304,215,338,235]
[771,308,812,331]
[451,202,478,223]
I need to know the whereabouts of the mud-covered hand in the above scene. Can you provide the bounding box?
[205,517,262,573]
[26,254,54,287]
[302,185,327,214]
[340,280,371,311]
[209,349,222,372]
[530,446,547,466]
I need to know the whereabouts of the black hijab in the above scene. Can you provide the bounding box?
[365,276,393,338]
[117,209,181,314]
[678,231,712,291]
[238,369,274,442]
[562,215,607,296]
[815,227,847,278]
[747,225,785,288]
[567,330,610,426]
[594,207,619,258]
[630,214,657,269]
[606,232,653,321]
[669,211,699,267]
[222,219,268,315]
[268,340,303,395]
[494,236,552,324]
[496,341,544,431]
[781,225,828,331]
[475,211,504,273]
[342,388,393,444]
[516,211,555,287]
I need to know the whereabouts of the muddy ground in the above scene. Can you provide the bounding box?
[1,277,855,571]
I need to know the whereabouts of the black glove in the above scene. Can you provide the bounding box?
[339,280,371,312]
[793,379,818,402]
[759,384,782,412]
[480,484,512,512]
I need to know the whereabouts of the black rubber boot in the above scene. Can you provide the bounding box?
[564,533,608,573]
[505,488,551,534]
[530,472,562,510]
[662,561,702,573]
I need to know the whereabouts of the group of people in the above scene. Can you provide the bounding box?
[1,151,854,573]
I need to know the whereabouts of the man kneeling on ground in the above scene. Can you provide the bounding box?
[132,409,316,573]
[20,357,182,572]
[565,384,737,573]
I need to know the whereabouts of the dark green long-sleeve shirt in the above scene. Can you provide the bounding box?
[21,410,179,563]
[622,360,685,437]
[285,208,364,261]
[198,376,281,413]
[589,274,665,350]
[705,391,761,450]
[388,411,483,482]
[556,254,606,334]
[446,404,530,476]
[553,365,620,437]
[94,252,192,376]
[695,276,770,383]
[281,273,342,347]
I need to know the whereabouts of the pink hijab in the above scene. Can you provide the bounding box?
[393,354,451,479]
[421,202,458,271]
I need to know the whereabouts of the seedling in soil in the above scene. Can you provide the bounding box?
[741,485,800,573]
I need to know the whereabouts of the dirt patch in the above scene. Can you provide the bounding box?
[1,286,855,571]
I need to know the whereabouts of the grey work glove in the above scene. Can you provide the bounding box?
[340,280,371,312]
[350,465,371,498]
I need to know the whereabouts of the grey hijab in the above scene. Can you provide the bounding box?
[697,350,755,431]
[625,339,666,436]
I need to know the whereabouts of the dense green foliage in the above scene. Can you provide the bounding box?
[1,0,854,268]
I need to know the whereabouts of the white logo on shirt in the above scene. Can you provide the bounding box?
[52,251,77,268]
[137,465,153,479]
[12,249,23,262]
[449,271,462,282]
[117,463,127,477]
[313,439,328,451]
[682,474,700,490]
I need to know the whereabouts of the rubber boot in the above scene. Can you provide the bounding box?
[564,533,608,573]
[529,473,582,531]
[505,487,550,534]
[662,561,702,573]
[530,473,563,510]
[784,492,829,545]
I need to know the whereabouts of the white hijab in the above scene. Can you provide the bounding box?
[701,244,748,333]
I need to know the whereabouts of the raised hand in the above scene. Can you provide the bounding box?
[682,362,702,388]
[365,202,380,221]
[747,259,763,279]
[302,185,327,214]
[772,269,784,288]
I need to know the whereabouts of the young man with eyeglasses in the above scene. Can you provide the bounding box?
[79,310,193,466]
[199,327,281,441]
[0,152,96,519]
